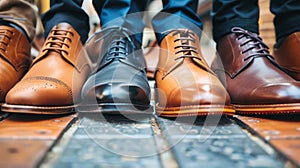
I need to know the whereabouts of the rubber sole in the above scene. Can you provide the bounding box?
[77,103,153,115]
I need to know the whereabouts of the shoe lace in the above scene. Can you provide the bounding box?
[0,28,13,52]
[43,29,74,55]
[0,15,27,50]
[94,26,136,61]
[231,27,273,61]
[172,29,201,61]
[161,30,202,79]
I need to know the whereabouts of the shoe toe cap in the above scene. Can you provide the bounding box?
[6,78,73,106]
[249,82,300,104]
[83,82,150,105]
[158,83,230,108]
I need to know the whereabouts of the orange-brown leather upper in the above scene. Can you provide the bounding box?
[155,30,230,108]
[213,27,300,104]
[0,25,31,102]
[274,32,300,80]
[5,23,92,106]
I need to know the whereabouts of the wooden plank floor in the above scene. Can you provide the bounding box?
[0,110,299,167]
[0,113,77,168]
[236,115,300,167]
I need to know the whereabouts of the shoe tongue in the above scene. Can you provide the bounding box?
[180,31,190,37]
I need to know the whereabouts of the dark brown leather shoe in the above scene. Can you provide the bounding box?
[274,32,300,81]
[2,23,92,114]
[155,29,233,117]
[213,27,300,115]
[0,25,31,106]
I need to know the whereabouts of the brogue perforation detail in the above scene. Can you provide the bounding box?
[24,76,73,98]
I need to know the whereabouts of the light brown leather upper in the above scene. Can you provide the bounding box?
[274,32,300,80]
[155,29,230,108]
[5,23,92,106]
[214,29,300,105]
[0,25,31,102]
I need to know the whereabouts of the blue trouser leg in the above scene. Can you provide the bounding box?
[151,0,203,44]
[211,0,259,42]
[92,0,150,44]
[212,0,300,45]
[270,0,300,46]
[42,0,90,44]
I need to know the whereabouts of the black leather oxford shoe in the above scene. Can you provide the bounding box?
[79,27,152,114]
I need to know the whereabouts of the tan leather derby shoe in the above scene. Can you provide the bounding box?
[0,25,31,105]
[155,29,233,117]
[274,32,300,81]
[2,23,92,114]
[213,27,300,115]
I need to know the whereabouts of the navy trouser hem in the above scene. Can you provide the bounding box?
[275,16,300,46]
[213,18,259,42]
[152,12,203,45]
[43,14,90,44]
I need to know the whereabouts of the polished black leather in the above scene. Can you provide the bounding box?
[80,27,151,113]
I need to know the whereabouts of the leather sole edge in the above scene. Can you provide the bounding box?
[234,103,300,115]
[77,103,153,115]
[155,104,235,117]
[1,103,76,114]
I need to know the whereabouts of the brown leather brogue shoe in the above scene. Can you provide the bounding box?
[155,29,233,117]
[213,27,300,115]
[274,32,300,81]
[0,25,31,106]
[2,23,92,114]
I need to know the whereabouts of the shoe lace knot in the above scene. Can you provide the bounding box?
[160,30,209,80]
[231,27,273,61]
[172,29,201,61]
[43,29,74,56]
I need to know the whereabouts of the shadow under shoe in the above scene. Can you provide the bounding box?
[212,27,300,115]
[79,27,152,114]
[274,32,300,81]
[0,25,32,107]
[2,23,92,114]
[155,29,234,117]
